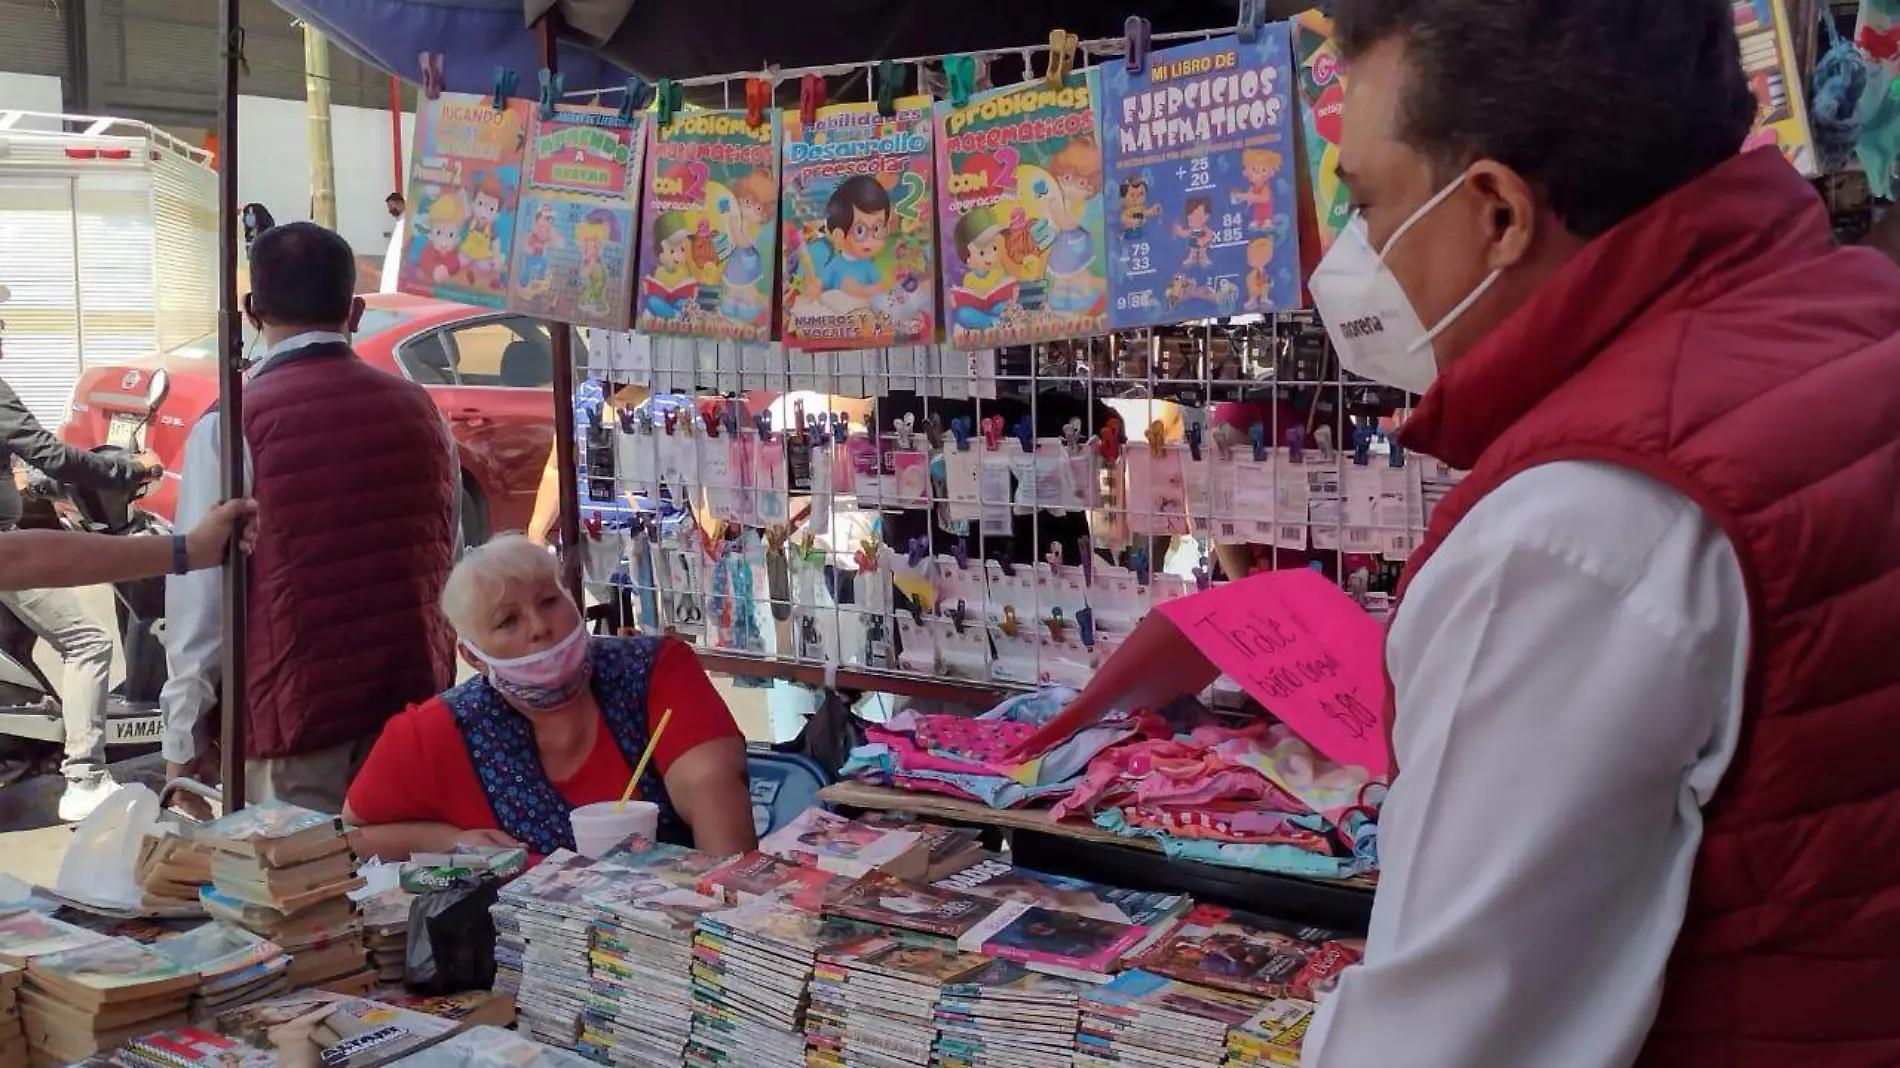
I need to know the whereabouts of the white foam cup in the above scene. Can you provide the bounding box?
[570,799,659,858]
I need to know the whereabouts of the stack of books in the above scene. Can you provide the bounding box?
[1130,905,1363,1002]
[149,923,288,1016]
[18,938,198,1063]
[597,837,725,892]
[357,889,412,988]
[686,898,829,1068]
[931,959,1093,1068]
[491,851,623,1050]
[760,810,931,880]
[936,857,1189,955]
[695,852,848,911]
[0,915,104,969]
[191,801,370,995]
[0,964,22,1068]
[1075,970,1267,1068]
[1224,997,1317,1067]
[856,816,985,881]
[805,935,989,1068]
[115,990,461,1068]
[582,881,726,1068]
[132,833,213,913]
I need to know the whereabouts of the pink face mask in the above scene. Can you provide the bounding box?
[468,624,592,711]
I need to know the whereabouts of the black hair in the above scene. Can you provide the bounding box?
[248,221,356,328]
[1334,0,1754,238]
[241,202,276,246]
[1120,176,1148,196]
[826,175,892,235]
[385,191,405,203]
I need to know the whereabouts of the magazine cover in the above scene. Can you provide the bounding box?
[1099,27,1302,327]
[597,837,724,889]
[697,851,845,909]
[0,914,104,965]
[193,799,336,847]
[1735,0,1817,176]
[507,105,647,329]
[635,110,779,342]
[845,939,990,986]
[825,872,1018,939]
[27,937,195,995]
[1130,904,1363,1000]
[399,93,532,308]
[934,859,1184,926]
[963,906,1146,974]
[125,992,459,1068]
[936,73,1108,348]
[760,809,923,878]
[781,97,938,349]
[151,924,277,976]
[1291,9,1350,253]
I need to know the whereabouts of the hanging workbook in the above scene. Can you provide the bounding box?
[399,93,532,309]
[507,105,648,330]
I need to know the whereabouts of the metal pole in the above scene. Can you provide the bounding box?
[388,75,405,203]
[216,0,248,812]
[302,23,337,228]
[537,16,584,607]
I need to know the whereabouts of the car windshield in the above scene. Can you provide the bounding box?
[168,308,410,360]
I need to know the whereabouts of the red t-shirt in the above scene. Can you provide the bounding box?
[345,638,741,832]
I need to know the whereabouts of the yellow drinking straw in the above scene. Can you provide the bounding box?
[619,707,674,811]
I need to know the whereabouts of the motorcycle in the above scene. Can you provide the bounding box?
[0,372,173,781]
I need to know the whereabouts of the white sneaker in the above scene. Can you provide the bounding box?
[58,775,124,823]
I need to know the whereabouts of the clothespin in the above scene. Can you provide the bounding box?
[981,415,1003,451]
[701,409,721,438]
[924,413,945,450]
[907,536,930,568]
[491,67,517,112]
[1079,537,1093,584]
[1186,422,1204,462]
[1044,542,1063,570]
[1144,420,1167,454]
[855,537,881,572]
[1285,426,1306,464]
[1249,423,1268,462]
[723,398,740,438]
[1045,30,1079,88]
[1123,16,1151,76]
[1047,608,1066,642]
[1130,545,1151,586]
[584,513,604,540]
[1003,417,1028,454]
[1060,417,1083,453]
[953,544,969,571]
[656,79,684,127]
[765,525,787,553]
[1194,555,1212,591]
[1097,416,1124,464]
[795,529,814,556]
[894,412,917,449]
[1384,429,1407,468]
[792,400,807,439]
[619,77,656,121]
[1353,426,1376,466]
[1000,605,1019,638]
[951,600,968,634]
[537,68,565,121]
[875,59,901,118]
[745,76,773,129]
[944,53,977,109]
[663,410,679,436]
[418,53,445,101]
[1238,0,1266,43]
[1313,425,1335,459]
[950,417,972,452]
[800,73,826,128]
[755,411,774,442]
[1077,606,1095,648]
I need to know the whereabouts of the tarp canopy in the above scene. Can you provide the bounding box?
[268,0,1316,101]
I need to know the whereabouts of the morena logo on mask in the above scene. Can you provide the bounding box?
[1338,315,1385,340]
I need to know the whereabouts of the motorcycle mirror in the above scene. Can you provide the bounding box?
[145,368,169,409]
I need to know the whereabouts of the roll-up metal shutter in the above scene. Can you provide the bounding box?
[151,148,217,351]
[73,172,159,367]
[0,175,82,425]
[0,0,69,83]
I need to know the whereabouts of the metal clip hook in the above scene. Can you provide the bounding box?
[537,68,565,121]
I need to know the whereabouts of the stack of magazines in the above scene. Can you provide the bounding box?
[1224,997,1317,1067]
[695,852,847,911]
[17,937,198,1062]
[931,959,1093,1068]
[492,851,621,1049]
[582,880,724,1068]
[1075,970,1268,1068]
[686,899,827,1068]
[596,838,725,892]
[805,935,988,1068]
[1129,906,1363,1003]
[115,990,461,1068]
[149,922,288,1016]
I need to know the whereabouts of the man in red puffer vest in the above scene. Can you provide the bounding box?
[1297,3,1900,1067]
[161,222,458,816]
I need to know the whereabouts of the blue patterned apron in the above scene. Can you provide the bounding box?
[443,635,687,853]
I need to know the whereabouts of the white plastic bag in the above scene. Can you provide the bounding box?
[55,782,162,910]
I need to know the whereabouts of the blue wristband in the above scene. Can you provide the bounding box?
[172,534,192,575]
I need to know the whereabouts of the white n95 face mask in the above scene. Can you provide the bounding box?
[1309,177,1502,396]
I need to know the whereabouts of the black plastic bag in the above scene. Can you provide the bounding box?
[406,874,502,994]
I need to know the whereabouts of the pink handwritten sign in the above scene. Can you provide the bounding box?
[1156,569,1389,776]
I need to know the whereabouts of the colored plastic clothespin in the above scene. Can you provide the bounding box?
[792,400,807,438]
[1097,417,1124,464]
[952,600,968,634]
[1047,608,1066,642]
[1077,606,1095,648]
[855,537,881,572]
[656,79,684,127]
[1249,423,1268,462]
[924,413,945,450]
[1144,420,1167,454]
[831,412,850,441]
[418,53,445,101]
[981,415,1004,451]
[944,53,977,108]
[1000,605,1019,638]
[953,544,969,571]
[584,513,603,540]
[765,525,787,553]
[537,68,565,121]
[907,536,930,568]
[800,73,826,127]
[663,410,679,435]
[1060,417,1083,453]
[1353,426,1376,466]
[701,409,721,438]
[1012,417,1035,454]
[1045,542,1063,570]
[1045,29,1079,88]
[723,398,741,437]
[491,67,518,111]
[950,416,973,451]
[1079,537,1093,584]
[1186,422,1204,462]
[1285,426,1305,464]
[875,59,902,118]
[1238,0,1266,43]
[1124,16,1151,76]
[619,77,655,121]
[1130,545,1151,586]
[1194,555,1212,591]
[1313,425,1335,459]
[745,76,773,128]
[1384,429,1407,468]
[894,412,917,449]
[797,530,816,556]
[755,411,774,442]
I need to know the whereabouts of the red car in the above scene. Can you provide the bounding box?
[60,292,567,545]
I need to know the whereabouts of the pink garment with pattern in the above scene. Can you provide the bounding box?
[1119,804,1336,851]
[914,716,1036,768]
[1049,726,1304,821]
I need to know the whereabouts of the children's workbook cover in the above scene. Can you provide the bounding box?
[400,93,531,309]
[635,109,780,342]
[1100,26,1302,327]
[781,96,938,350]
[1292,10,1349,254]
[936,74,1108,349]
[508,105,647,330]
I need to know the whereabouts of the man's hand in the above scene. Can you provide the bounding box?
[166,746,221,821]
[453,828,523,849]
[185,499,257,569]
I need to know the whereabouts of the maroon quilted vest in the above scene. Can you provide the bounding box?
[1387,149,1900,1066]
[240,343,457,758]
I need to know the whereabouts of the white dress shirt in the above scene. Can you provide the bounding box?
[160,330,460,763]
[1301,461,1749,1068]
